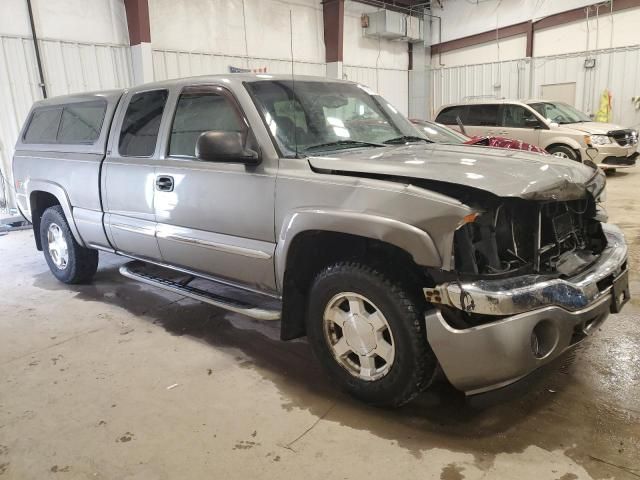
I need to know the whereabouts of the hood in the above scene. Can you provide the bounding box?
[556,121,625,135]
[308,143,604,201]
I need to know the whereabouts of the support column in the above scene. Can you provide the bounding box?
[323,0,344,79]
[124,0,153,84]
[409,9,433,121]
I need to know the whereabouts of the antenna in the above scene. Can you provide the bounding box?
[289,10,299,158]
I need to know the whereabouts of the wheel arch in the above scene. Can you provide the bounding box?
[275,210,440,341]
[543,140,583,160]
[28,181,83,250]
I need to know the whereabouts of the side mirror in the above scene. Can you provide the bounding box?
[196,131,260,165]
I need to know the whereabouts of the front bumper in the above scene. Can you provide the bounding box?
[424,223,629,395]
[581,144,638,169]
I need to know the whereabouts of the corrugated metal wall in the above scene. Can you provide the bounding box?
[430,45,640,129]
[0,34,132,211]
[343,65,409,115]
[152,48,326,80]
[431,59,528,116]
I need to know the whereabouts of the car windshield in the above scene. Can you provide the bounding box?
[413,120,468,144]
[245,80,428,156]
[528,101,591,124]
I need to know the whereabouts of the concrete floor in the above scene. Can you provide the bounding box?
[1,172,639,480]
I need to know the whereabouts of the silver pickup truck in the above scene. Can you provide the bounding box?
[12,74,630,407]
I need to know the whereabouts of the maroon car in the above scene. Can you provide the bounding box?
[411,119,548,154]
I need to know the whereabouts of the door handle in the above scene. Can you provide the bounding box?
[156,175,174,192]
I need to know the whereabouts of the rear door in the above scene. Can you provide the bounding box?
[498,104,543,146]
[102,89,169,259]
[464,104,500,138]
[434,105,467,132]
[153,84,277,293]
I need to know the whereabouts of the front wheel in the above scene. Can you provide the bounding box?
[306,262,437,407]
[40,206,98,284]
[548,145,580,161]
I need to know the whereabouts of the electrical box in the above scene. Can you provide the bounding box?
[363,10,424,42]
[363,10,405,40]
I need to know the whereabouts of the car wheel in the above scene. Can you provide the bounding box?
[306,262,437,407]
[40,206,99,284]
[548,145,580,161]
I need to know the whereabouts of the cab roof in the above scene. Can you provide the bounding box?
[32,73,354,108]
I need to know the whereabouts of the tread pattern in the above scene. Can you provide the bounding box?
[307,261,437,407]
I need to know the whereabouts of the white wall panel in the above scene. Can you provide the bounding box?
[433,35,527,68]
[150,0,325,64]
[534,7,640,57]
[343,65,409,116]
[0,0,129,44]
[152,49,326,80]
[431,0,605,44]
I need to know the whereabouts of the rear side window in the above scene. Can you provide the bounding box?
[23,108,62,143]
[169,91,243,157]
[435,106,466,125]
[24,101,106,145]
[119,90,168,157]
[466,104,499,126]
[57,101,106,143]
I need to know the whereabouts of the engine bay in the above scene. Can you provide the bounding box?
[454,196,608,278]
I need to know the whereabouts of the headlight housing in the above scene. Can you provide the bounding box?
[591,134,611,145]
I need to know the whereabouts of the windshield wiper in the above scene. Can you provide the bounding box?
[304,140,386,152]
[383,135,433,145]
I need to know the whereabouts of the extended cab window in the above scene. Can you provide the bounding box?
[24,101,107,145]
[466,104,499,126]
[24,108,62,143]
[169,90,243,157]
[435,106,467,125]
[119,90,168,157]
[57,101,106,143]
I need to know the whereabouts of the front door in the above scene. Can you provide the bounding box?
[102,89,169,260]
[154,85,277,294]
[497,104,543,146]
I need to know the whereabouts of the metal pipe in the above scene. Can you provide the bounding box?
[26,0,47,98]
[534,206,542,272]
[424,11,443,66]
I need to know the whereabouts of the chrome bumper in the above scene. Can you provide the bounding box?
[424,224,627,316]
[424,223,629,395]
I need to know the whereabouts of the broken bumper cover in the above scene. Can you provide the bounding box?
[425,224,627,316]
[424,223,629,395]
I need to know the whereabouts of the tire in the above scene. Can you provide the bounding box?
[40,205,98,284]
[306,262,437,407]
[548,145,580,162]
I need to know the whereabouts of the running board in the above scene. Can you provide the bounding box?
[119,261,281,321]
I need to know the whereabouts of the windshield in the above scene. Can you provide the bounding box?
[528,101,591,124]
[413,120,468,144]
[245,80,427,156]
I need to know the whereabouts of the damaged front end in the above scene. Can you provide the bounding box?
[421,172,631,395]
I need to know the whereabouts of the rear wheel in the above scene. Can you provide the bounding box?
[548,145,580,161]
[307,262,437,407]
[40,206,98,284]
